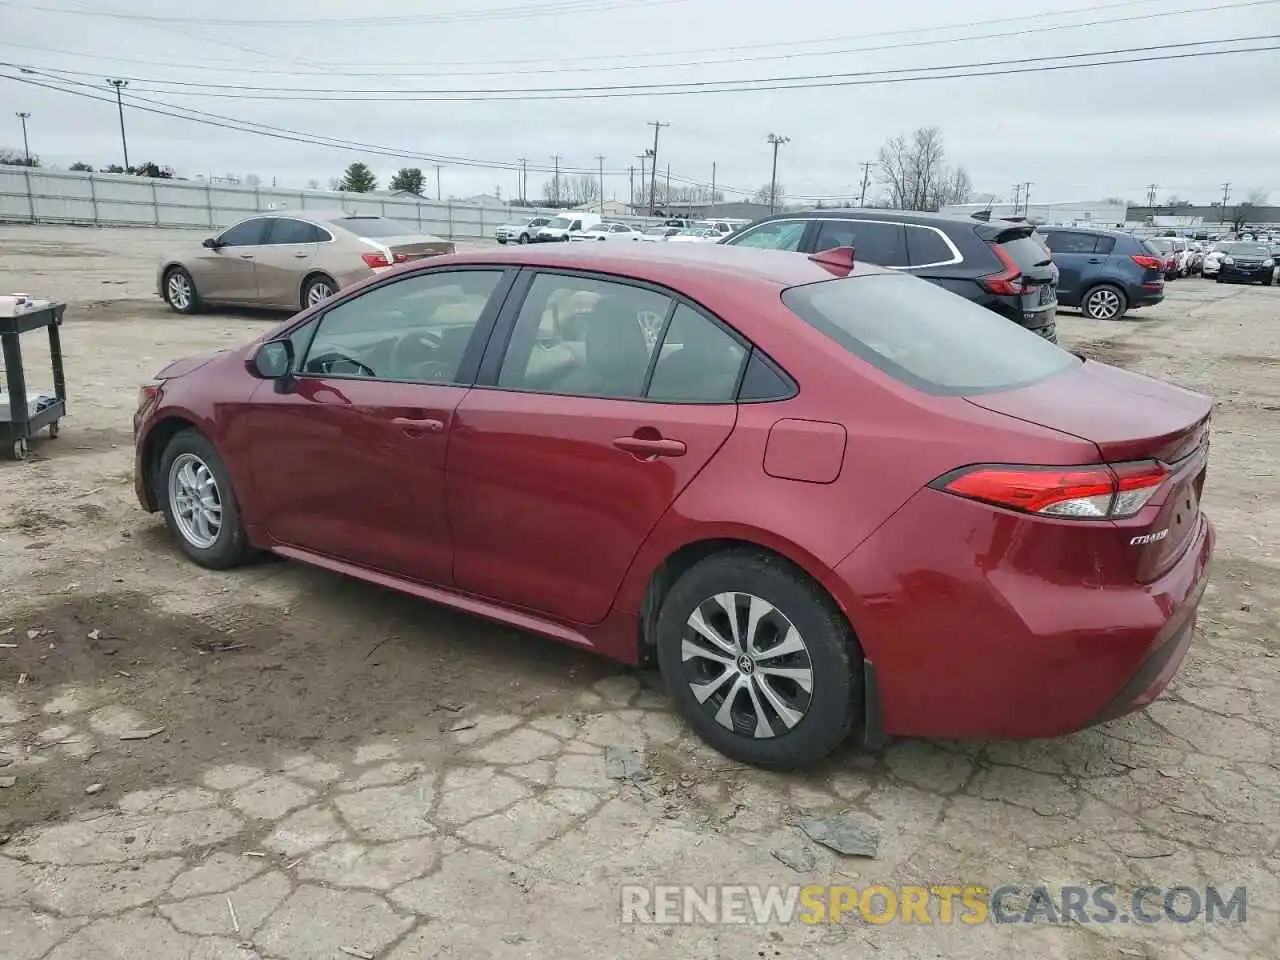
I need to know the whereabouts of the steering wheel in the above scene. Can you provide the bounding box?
[306,352,376,378]
[389,329,447,381]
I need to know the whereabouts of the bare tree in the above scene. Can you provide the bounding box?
[307,179,321,190]
[571,173,599,207]
[244,174,262,188]
[328,177,344,191]
[875,127,966,211]
[1245,187,1270,206]
[540,177,563,206]
[752,182,784,205]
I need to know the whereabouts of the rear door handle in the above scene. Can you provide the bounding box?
[1087,257,1104,263]
[292,251,309,258]
[391,416,445,434]
[239,254,255,260]
[612,436,686,458]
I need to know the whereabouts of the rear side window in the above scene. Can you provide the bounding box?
[730,221,807,251]
[1094,235,1116,255]
[266,218,326,245]
[1045,232,1096,254]
[334,217,415,238]
[814,220,907,267]
[781,274,1077,396]
[905,226,955,266]
[999,235,1053,271]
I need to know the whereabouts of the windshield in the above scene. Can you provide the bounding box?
[547,217,572,229]
[333,217,416,238]
[1224,243,1271,257]
[1146,238,1173,252]
[782,273,1078,396]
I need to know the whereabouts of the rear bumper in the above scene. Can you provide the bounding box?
[832,490,1215,740]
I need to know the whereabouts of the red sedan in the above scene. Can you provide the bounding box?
[132,243,1214,768]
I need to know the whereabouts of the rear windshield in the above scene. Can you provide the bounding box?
[1141,239,1166,256]
[999,234,1053,271]
[781,273,1078,396]
[334,217,415,238]
[1146,238,1173,252]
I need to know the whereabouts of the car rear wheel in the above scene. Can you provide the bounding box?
[157,429,255,570]
[655,550,861,769]
[1083,284,1127,321]
[302,275,337,310]
[518,233,529,244]
[163,267,199,315]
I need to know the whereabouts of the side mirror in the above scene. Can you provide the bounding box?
[202,237,220,249]
[247,339,294,380]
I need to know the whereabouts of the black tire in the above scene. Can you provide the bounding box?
[1263,277,1274,286]
[301,274,337,311]
[156,429,255,570]
[162,266,200,315]
[1216,275,1226,284]
[1082,284,1128,321]
[655,550,862,769]
[518,233,529,245]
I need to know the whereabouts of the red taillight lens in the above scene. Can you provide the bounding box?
[980,244,1033,296]
[1130,254,1163,270]
[933,461,1170,519]
[361,252,408,268]
[136,383,160,413]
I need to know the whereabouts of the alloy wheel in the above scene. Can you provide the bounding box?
[167,452,223,549]
[167,272,192,310]
[307,280,334,306]
[680,592,815,739]
[1087,288,1121,320]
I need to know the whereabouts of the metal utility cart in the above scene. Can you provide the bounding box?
[0,298,67,461]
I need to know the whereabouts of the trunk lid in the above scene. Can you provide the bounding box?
[382,235,454,261]
[966,359,1212,583]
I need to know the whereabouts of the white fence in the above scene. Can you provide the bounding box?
[0,167,662,240]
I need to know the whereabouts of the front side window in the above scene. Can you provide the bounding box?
[814,220,908,267]
[728,220,807,251]
[1045,232,1097,254]
[302,270,503,383]
[782,273,1077,396]
[266,218,325,245]
[217,218,268,247]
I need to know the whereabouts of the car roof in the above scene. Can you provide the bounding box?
[422,241,893,288]
[750,207,990,230]
[1045,225,1135,238]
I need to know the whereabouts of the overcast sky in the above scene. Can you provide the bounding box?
[2,0,1277,205]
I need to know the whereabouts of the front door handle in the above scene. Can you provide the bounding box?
[391,416,445,434]
[293,251,309,258]
[612,436,686,459]
[239,254,255,260]
[1087,257,1104,263]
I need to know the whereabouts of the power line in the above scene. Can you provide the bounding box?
[8,0,1270,79]
[1,0,692,28]
[24,36,1272,102]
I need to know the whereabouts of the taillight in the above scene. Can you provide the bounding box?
[932,461,1170,519]
[136,382,161,413]
[980,244,1034,296]
[361,252,408,268]
[1130,254,1163,269]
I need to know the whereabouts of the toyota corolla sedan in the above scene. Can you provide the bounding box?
[132,243,1214,768]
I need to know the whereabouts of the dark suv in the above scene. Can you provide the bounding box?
[1038,227,1166,321]
[721,209,1059,340]
[1215,241,1276,285]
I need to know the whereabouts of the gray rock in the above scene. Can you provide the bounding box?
[603,745,649,783]
[796,814,880,857]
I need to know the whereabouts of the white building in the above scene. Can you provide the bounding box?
[940,200,1128,229]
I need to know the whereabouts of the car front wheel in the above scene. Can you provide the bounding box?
[1083,284,1127,321]
[655,550,861,769]
[163,267,200,314]
[157,429,255,570]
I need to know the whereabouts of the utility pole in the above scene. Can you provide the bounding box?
[766,133,789,215]
[1146,183,1159,207]
[1022,181,1034,218]
[1220,182,1231,224]
[628,166,635,209]
[857,161,873,207]
[595,154,606,214]
[434,164,442,201]
[517,157,527,203]
[551,154,562,206]
[711,162,717,217]
[1011,183,1022,215]
[14,112,31,166]
[646,121,668,216]
[665,164,671,214]
[636,154,649,213]
[106,79,130,171]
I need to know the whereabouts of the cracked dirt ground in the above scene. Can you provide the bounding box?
[1,226,1278,959]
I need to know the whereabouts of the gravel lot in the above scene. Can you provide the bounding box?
[0,224,1277,960]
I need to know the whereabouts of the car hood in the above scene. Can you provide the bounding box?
[154,350,229,379]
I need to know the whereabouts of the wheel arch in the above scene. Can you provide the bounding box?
[298,270,338,310]
[138,413,203,511]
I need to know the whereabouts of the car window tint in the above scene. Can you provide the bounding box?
[905,226,955,266]
[302,270,502,384]
[730,221,807,251]
[647,305,747,403]
[217,219,267,246]
[737,350,797,402]
[1094,235,1116,255]
[999,235,1053,271]
[814,221,907,267]
[267,218,324,245]
[782,273,1077,396]
[1048,232,1097,254]
[498,273,670,399]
